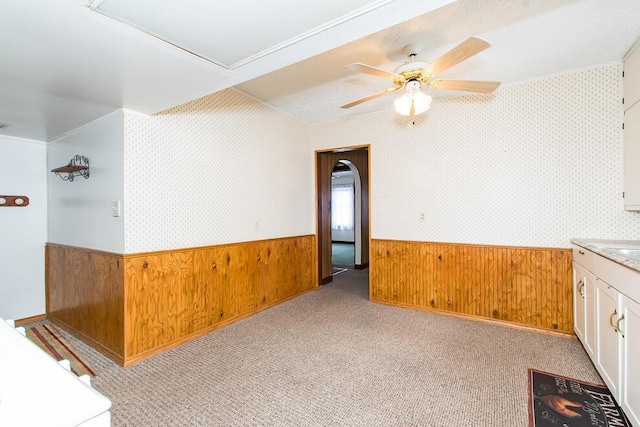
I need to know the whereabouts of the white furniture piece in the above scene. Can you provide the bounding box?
[624,38,640,211]
[572,240,640,426]
[572,246,596,358]
[0,317,112,426]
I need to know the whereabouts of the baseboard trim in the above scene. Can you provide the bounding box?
[369,298,576,339]
[354,262,368,270]
[321,276,333,285]
[123,287,315,366]
[48,317,125,366]
[14,313,47,326]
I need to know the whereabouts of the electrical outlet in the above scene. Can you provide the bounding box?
[112,200,121,217]
[419,212,425,221]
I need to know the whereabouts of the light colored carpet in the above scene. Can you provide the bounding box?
[49,269,601,426]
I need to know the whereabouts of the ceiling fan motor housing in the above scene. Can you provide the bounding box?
[393,61,432,86]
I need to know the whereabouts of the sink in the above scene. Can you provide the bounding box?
[607,248,640,260]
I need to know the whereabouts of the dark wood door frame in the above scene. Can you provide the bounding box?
[315,145,370,285]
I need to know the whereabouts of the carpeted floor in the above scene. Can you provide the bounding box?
[47,269,601,426]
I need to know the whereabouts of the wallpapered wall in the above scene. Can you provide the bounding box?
[311,64,640,248]
[12,62,639,319]
[123,89,313,253]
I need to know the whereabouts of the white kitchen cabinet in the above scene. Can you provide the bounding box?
[573,262,586,342]
[624,103,640,210]
[624,39,640,211]
[595,284,640,427]
[573,244,640,426]
[620,293,640,425]
[624,39,640,112]
[583,268,596,357]
[572,247,596,358]
[595,278,621,398]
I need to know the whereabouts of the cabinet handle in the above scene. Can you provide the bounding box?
[578,250,585,255]
[577,280,585,297]
[616,314,626,338]
[609,309,619,332]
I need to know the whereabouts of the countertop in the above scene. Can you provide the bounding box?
[571,238,640,273]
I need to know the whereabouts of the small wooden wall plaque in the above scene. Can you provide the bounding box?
[0,195,30,207]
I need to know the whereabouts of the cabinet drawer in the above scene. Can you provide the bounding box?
[573,245,594,271]
[593,254,640,304]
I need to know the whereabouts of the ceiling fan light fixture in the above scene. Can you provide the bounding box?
[394,81,431,116]
[341,37,498,114]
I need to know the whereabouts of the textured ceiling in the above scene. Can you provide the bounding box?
[0,0,452,141]
[1,0,640,141]
[237,0,640,123]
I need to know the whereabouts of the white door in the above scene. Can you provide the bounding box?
[573,262,586,342]
[583,269,597,358]
[595,278,620,398]
[624,104,640,210]
[620,294,640,426]
[624,43,640,111]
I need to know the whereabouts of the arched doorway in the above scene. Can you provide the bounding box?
[315,146,370,286]
[331,160,362,268]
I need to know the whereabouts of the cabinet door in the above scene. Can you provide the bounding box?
[624,103,640,210]
[583,269,597,358]
[573,262,586,342]
[595,278,620,398]
[625,43,640,111]
[620,295,640,426]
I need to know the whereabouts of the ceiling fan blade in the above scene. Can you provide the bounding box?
[345,63,401,81]
[429,79,500,93]
[340,86,402,109]
[426,37,491,75]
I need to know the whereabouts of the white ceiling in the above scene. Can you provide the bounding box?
[1,0,640,141]
[239,0,640,123]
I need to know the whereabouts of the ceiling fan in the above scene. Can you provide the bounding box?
[341,37,500,116]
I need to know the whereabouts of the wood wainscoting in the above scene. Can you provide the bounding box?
[46,244,125,362]
[46,235,316,366]
[370,239,573,333]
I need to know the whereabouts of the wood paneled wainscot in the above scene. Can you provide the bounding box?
[46,245,125,362]
[47,235,316,366]
[370,240,573,333]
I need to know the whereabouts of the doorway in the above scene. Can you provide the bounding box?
[316,146,370,286]
[331,160,363,269]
